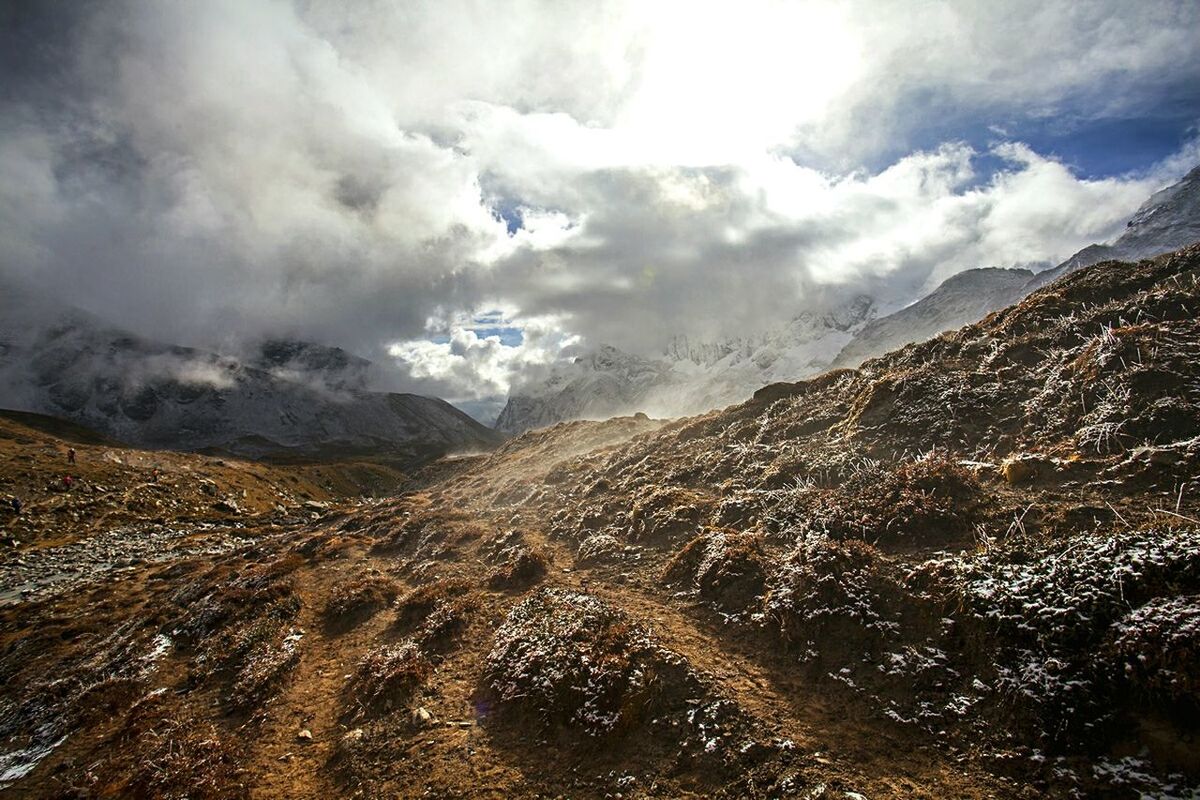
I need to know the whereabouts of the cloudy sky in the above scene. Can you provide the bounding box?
[2,0,1199,419]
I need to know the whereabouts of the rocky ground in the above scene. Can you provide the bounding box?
[3,247,1200,798]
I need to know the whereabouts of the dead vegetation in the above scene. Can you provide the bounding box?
[53,692,249,800]
[6,246,1200,798]
[345,641,432,720]
[321,572,399,633]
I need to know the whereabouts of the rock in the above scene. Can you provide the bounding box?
[412,706,436,726]
[198,479,219,496]
[303,500,330,512]
[1129,445,1184,467]
[1000,455,1040,485]
[341,728,364,748]
[297,728,313,742]
[212,499,240,514]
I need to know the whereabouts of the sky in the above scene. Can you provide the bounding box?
[2,0,1199,420]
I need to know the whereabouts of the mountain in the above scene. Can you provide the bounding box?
[831,267,1032,368]
[1027,162,1200,290]
[494,345,671,433]
[0,285,503,462]
[6,246,1198,799]
[496,163,1199,434]
[828,162,1200,369]
[495,294,877,433]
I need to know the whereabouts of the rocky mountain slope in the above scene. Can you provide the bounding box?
[0,287,503,463]
[831,267,1032,368]
[1029,163,1200,290]
[2,245,1198,798]
[500,164,1200,433]
[834,162,1200,369]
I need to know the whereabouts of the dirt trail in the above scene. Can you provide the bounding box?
[5,244,1200,797]
[246,553,400,800]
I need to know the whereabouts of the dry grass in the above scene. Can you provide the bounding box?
[394,577,472,631]
[487,544,550,590]
[345,642,432,720]
[103,692,249,800]
[321,572,400,632]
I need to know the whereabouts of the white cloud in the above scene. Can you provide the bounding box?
[0,0,1197,411]
[388,311,581,403]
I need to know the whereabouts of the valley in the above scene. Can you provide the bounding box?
[3,247,1199,798]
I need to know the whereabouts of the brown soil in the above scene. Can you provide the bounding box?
[4,246,1200,798]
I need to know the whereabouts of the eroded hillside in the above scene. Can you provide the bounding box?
[3,247,1200,798]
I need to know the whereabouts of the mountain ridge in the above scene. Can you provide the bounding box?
[0,286,503,464]
[497,162,1200,432]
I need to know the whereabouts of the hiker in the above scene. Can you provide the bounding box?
[67,447,76,465]
[63,474,73,491]
[151,468,160,483]
[9,497,19,515]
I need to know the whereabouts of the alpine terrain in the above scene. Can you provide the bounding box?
[3,245,1199,798]
[498,164,1200,433]
[835,162,1200,369]
[0,284,503,464]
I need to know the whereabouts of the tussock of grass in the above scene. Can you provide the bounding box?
[346,642,432,719]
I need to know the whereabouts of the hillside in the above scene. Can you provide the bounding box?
[834,163,1200,371]
[1,246,1199,798]
[0,287,503,463]
[1028,164,1200,290]
[832,267,1032,368]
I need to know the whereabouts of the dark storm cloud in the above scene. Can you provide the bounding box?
[0,0,1197,407]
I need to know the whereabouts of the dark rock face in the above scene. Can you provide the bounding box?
[0,291,504,464]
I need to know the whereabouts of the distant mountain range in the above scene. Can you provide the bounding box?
[496,163,1200,433]
[0,288,503,463]
[494,293,879,433]
[836,163,1200,368]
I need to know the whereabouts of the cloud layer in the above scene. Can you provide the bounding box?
[1,0,1198,414]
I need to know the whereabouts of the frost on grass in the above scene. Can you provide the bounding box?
[764,536,906,658]
[1105,594,1200,705]
[321,572,399,632]
[662,529,767,613]
[577,532,623,564]
[346,641,431,720]
[481,587,780,779]
[941,527,1200,743]
[484,588,691,736]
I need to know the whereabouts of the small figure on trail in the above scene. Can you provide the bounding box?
[151,468,160,483]
[63,474,73,491]
[9,497,19,515]
[67,447,76,465]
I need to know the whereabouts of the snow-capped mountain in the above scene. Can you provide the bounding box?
[1028,163,1200,290]
[830,163,1200,369]
[493,346,672,434]
[497,163,1200,433]
[832,267,1032,368]
[0,285,503,461]
[494,294,878,433]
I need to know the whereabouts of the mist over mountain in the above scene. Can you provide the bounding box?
[833,160,1200,369]
[3,1,1199,415]
[496,163,1200,432]
[0,282,502,462]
